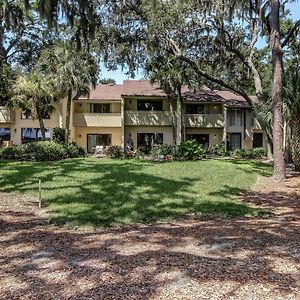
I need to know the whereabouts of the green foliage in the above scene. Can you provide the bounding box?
[211,143,229,156]
[0,146,23,159]
[21,142,67,161]
[0,61,16,105]
[105,145,124,158]
[230,148,266,159]
[150,144,173,159]
[64,142,86,158]
[177,140,207,160]
[99,78,116,84]
[150,141,208,161]
[0,141,85,161]
[53,127,67,143]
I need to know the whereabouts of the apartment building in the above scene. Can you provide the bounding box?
[0,80,264,152]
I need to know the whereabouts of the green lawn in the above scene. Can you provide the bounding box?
[0,158,272,226]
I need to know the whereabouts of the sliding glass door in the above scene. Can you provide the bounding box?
[87,134,112,153]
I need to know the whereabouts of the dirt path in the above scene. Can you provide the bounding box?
[0,172,299,300]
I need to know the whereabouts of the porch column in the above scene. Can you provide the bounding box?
[121,98,125,148]
[222,105,228,151]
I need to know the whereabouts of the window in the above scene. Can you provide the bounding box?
[137,100,163,111]
[21,128,51,143]
[89,103,111,113]
[186,104,210,114]
[186,134,209,146]
[137,133,163,151]
[0,128,11,142]
[87,134,111,153]
[229,109,242,126]
[228,133,241,150]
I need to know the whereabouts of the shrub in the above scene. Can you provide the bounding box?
[53,127,67,143]
[211,143,228,156]
[182,139,207,160]
[21,142,67,161]
[0,146,23,159]
[0,141,85,161]
[105,145,124,158]
[252,147,267,158]
[175,140,207,161]
[65,142,86,158]
[230,147,267,159]
[150,144,173,159]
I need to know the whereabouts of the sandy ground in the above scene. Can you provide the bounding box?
[0,171,299,300]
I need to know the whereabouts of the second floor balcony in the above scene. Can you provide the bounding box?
[0,106,14,123]
[184,114,224,128]
[125,110,174,126]
[73,113,122,127]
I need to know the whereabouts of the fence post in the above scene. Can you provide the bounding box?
[38,179,42,208]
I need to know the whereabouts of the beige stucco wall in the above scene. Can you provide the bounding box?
[74,126,122,150]
[7,101,62,145]
[185,128,223,145]
[125,126,174,148]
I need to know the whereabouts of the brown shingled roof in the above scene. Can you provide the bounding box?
[182,89,257,107]
[74,84,123,101]
[122,80,167,97]
[122,80,191,97]
[73,80,257,106]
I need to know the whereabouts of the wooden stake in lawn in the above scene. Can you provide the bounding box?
[38,179,42,208]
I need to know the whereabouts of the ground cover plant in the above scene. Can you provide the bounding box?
[0,158,272,226]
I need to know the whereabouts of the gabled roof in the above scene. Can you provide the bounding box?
[74,84,123,101]
[122,80,167,97]
[73,80,257,107]
[182,89,258,107]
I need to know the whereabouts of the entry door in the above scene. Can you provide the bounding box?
[253,132,263,148]
[230,133,242,149]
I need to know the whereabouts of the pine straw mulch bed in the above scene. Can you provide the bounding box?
[0,171,299,300]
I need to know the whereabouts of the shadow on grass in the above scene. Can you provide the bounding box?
[220,159,273,177]
[0,158,272,226]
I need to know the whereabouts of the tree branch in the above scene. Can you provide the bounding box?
[282,19,300,48]
[179,54,254,106]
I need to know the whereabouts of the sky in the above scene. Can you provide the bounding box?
[100,2,300,84]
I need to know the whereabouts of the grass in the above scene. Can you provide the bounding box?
[0,158,272,227]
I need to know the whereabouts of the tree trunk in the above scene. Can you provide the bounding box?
[284,121,292,163]
[65,89,72,142]
[269,0,286,180]
[0,18,6,62]
[290,116,300,171]
[176,87,184,144]
[168,95,176,145]
[263,129,273,160]
[36,103,46,141]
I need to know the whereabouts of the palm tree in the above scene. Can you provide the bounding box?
[38,42,98,140]
[284,59,300,171]
[146,56,196,144]
[11,72,56,141]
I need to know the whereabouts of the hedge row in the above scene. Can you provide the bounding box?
[0,141,85,161]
